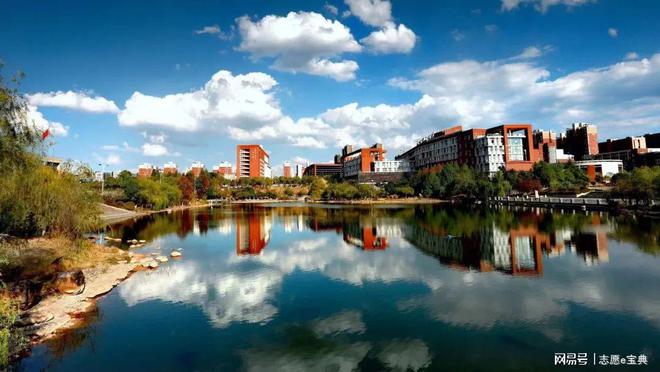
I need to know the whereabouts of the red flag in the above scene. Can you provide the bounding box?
[41,128,50,140]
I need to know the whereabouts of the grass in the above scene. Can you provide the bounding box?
[0,291,22,368]
[0,237,130,283]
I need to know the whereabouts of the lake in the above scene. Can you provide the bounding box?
[18,203,660,371]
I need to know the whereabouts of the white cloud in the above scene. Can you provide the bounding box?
[142,143,169,157]
[508,45,554,61]
[237,11,361,81]
[194,24,232,40]
[451,29,465,42]
[119,70,283,132]
[27,90,119,113]
[501,0,594,13]
[26,105,69,137]
[324,2,339,15]
[344,0,391,27]
[95,153,122,165]
[625,52,639,60]
[608,27,618,38]
[101,145,119,151]
[361,23,416,54]
[388,53,660,137]
[485,24,498,33]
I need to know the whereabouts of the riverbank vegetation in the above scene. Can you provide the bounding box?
[1,67,110,366]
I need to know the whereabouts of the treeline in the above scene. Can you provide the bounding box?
[611,166,660,200]
[101,170,330,209]
[0,68,100,238]
[102,162,659,206]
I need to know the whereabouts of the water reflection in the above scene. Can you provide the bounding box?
[23,204,660,370]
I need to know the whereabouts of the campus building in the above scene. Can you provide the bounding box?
[590,134,660,169]
[294,164,305,178]
[190,162,205,177]
[213,161,233,176]
[236,144,271,178]
[396,124,538,176]
[283,161,292,177]
[163,162,177,175]
[303,163,342,177]
[337,143,411,181]
[557,122,599,161]
[137,163,153,178]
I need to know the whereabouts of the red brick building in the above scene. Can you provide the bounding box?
[283,161,292,177]
[213,161,233,176]
[137,163,153,178]
[163,162,177,175]
[557,122,598,161]
[236,145,271,178]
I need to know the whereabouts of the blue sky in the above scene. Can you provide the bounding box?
[2,0,659,173]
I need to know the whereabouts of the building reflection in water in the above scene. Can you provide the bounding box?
[235,208,273,255]
[406,211,610,276]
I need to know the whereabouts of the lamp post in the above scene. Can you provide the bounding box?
[98,163,107,198]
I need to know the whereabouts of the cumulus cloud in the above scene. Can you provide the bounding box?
[344,0,417,55]
[26,105,69,137]
[344,0,391,27]
[142,143,169,157]
[27,90,119,113]
[361,23,416,54]
[237,11,361,81]
[119,70,283,132]
[501,0,595,13]
[389,53,660,136]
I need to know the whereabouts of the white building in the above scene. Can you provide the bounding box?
[575,160,623,178]
[294,164,305,178]
[474,134,505,175]
[372,160,411,173]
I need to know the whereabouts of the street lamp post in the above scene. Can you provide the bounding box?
[98,163,107,198]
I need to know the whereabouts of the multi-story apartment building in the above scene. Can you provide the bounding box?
[557,122,599,161]
[236,145,271,178]
[163,162,177,175]
[283,161,292,177]
[137,163,153,178]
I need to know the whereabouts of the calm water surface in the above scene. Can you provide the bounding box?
[19,204,660,371]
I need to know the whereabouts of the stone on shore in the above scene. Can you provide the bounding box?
[53,270,86,295]
[170,251,182,258]
[155,255,168,263]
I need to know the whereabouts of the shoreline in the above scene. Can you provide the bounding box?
[9,248,161,363]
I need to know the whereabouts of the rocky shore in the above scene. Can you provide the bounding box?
[11,250,168,359]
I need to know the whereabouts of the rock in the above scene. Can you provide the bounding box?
[146,260,159,269]
[155,256,168,263]
[15,311,54,327]
[139,239,146,243]
[52,270,86,295]
[170,251,182,258]
[129,244,137,249]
